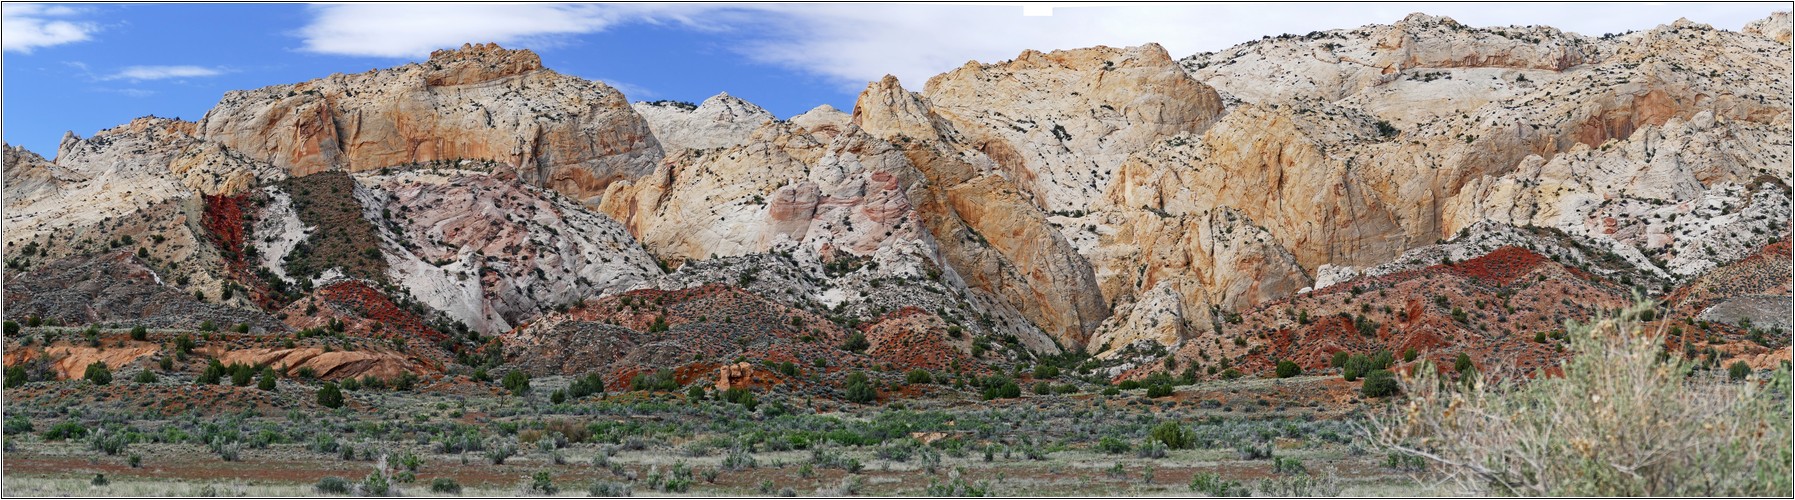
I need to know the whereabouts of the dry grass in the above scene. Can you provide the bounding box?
[1369,300,1793,496]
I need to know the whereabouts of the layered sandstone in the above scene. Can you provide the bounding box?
[197,43,662,204]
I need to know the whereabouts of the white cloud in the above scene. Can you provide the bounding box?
[294,2,1783,92]
[107,65,226,81]
[3,4,99,53]
[297,4,698,58]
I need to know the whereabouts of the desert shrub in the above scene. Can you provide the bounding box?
[629,370,678,392]
[134,369,158,384]
[317,382,344,408]
[43,421,87,440]
[4,365,26,388]
[1361,369,1399,397]
[229,363,254,387]
[1190,471,1249,497]
[924,470,989,497]
[1403,348,1419,362]
[1275,360,1301,378]
[1271,456,1306,475]
[1370,301,1794,496]
[502,371,531,396]
[1729,361,1751,381]
[523,471,558,496]
[588,480,631,497]
[1454,352,1474,373]
[314,476,348,494]
[84,361,112,385]
[1032,381,1051,395]
[4,415,33,435]
[844,371,877,403]
[722,447,758,470]
[360,470,393,497]
[429,478,461,495]
[1256,471,1343,497]
[840,332,869,353]
[1235,439,1273,460]
[258,367,278,391]
[1145,383,1173,398]
[130,325,148,341]
[568,372,605,399]
[1097,435,1132,454]
[1150,421,1191,450]
[906,369,933,385]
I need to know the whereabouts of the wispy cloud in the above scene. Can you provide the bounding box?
[106,65,227,81]
[3,4,100,53]
[297,4,702,58]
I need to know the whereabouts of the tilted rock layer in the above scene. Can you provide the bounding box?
[5,13,1790,369]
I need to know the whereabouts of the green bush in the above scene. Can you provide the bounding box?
[42,421,87,440]
[502,371,531,396]
[526,471,558,495]
[315,476,350,494]
[1097,435,1132,454]
[429,478,461,495]
[257,367,278,391]
[1190,471,1248,496]
[844,371,877,403]
[317,382,344,409]
[1330,352,1349,368]
[1275,360,1301,378]
[1361,369,1399,398]
[568,372,605,399]
[134,370,158,384]
[629,370,678,392]
[979,375,1021,400]
[840,332,870,353]
[906,369,933,385]
[84,361,112,385]
[1032,381,1051,395]
[5,365,28,388]
[1151,421,1192,449]
[1454,353,1474,373]
[130,325,147,341]
[1729,361,1752,381]
[1145,384,1173,398]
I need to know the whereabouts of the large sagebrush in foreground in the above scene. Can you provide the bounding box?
[1369,301,1792,496]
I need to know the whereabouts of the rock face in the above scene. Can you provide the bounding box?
[3,251,284,331]
[197,43,662,204]
[1745,11,1792,44]
[4,11,1789,370]
[350,169,662,334]
[632,93,777,151]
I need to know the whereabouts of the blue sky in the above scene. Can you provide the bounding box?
[4,2,1784,158]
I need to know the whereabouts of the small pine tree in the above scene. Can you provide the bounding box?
[1275,360,1301,378]
[84,362,112,385]
[317,382,344,408]
[502,371,531,396]
[257,366,278,391]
